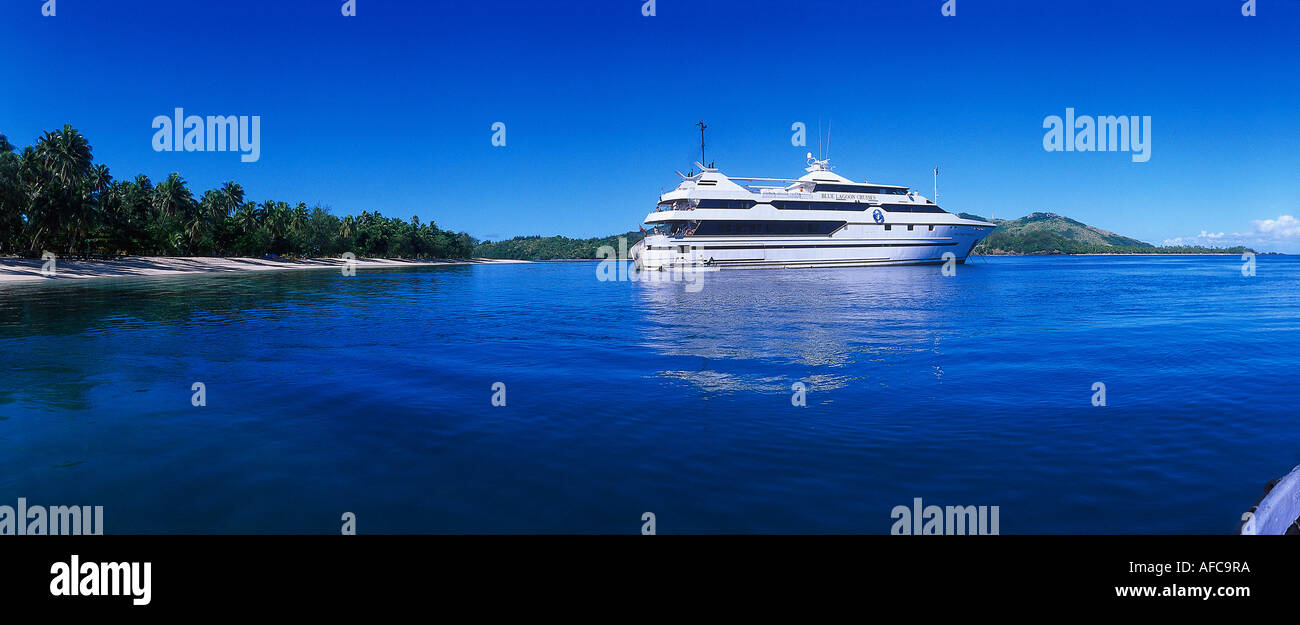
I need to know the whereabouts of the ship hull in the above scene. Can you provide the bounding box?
[631,224,992,271]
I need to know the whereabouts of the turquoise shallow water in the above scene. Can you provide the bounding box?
[1,255,1297,533]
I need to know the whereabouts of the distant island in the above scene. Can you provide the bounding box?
[475,212,1255,259]
[474,233,646,260]
[958,212,1254,255]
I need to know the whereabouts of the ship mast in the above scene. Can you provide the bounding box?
[696,120,707,166]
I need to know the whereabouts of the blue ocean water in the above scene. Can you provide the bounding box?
[1,256,1297,534]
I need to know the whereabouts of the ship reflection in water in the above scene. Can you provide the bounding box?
[631,261,979,396]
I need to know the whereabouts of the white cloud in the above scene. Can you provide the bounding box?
[1164,215,1300,252]
[1252,215,1300,238]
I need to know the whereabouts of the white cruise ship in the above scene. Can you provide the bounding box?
[631,155,995,271]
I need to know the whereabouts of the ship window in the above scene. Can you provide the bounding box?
[928,225,935,231]
[884,225,892,231]
[648,220,696,235]
[907,225,914,231]
[771,200,867,211]
[695,199,756,209]
[689,220,844,236]
[882,204,948,214]
[813,183,909,195]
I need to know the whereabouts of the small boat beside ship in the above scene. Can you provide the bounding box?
[1240,463,1300,535]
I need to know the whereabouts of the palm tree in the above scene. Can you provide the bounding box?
[0,142,21,253]
[151,174,194,255]
[182,209,206,254]
[217,181,243,220]
[269,202,290,238]
[125,175,155,253]
[290,202,309,232]
[68,163,112,254]
[132,174,154,194]
[235,202,259,233]
[339,214,355,241]
[28,125,94,252]
[152,173,193,219]
[259,200,279,235]
[195,189,232,254]
[34,125,92,191]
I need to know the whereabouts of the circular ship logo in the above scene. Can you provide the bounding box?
[872,208,885,224]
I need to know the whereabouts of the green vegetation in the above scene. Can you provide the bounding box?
[963,212,1254,255]
[0,126,475,258]
[474,232,645,260]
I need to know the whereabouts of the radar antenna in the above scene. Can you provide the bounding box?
[806,152,833,173]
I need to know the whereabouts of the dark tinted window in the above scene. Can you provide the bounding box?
[813,183,909,195]
[881,204,948,213]
[695,199,757,209]
[772,200,868,211]
[692,220,844,236]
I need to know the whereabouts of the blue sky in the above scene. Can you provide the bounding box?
[3,0,1299,250]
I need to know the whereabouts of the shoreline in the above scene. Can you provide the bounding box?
[0,256,529,284]
[1,251,1279,283]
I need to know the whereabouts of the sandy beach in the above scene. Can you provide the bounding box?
[0,256,528,284]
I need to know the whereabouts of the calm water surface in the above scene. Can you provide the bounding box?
[1,256,1297,533]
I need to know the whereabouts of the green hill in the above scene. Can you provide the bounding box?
[961,212,1253,255]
